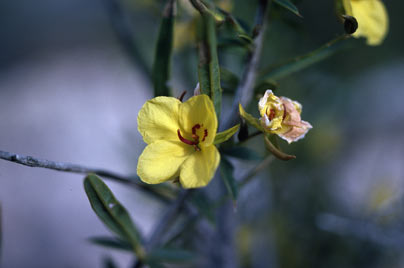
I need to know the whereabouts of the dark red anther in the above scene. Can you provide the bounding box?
[202,129,208,142]
[177,129,198,146]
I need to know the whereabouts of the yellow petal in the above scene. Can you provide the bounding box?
[137,140,193,184]
[179,145,220,188]
[258,90,285,131]
[179,95,218,146]
[345,0,388,46]
[137,97,181,144]
[342,0,353,14]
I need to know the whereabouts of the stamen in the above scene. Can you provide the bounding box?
[268,109,276,121]
[177,129,198,145]
[202,129,208,142]
[193,145,201,151]
[177,91,187,102]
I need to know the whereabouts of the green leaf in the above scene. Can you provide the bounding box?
[273,0,302,17]
[258,35,349,82]
[214,124,240,144]
[218,8,248,35]
[238,104,265,132]
[238,34,254,44]
[196,7,222,118]
[152,0,176,97]
[221,146,264,161]
[146,248,196,263]
[88,236,132,252]
[84,174,144,257]
[220,157,238,201]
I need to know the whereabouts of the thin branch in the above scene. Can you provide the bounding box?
[222,0,271,130]
[189,0,210,14]
[0,150,171,202]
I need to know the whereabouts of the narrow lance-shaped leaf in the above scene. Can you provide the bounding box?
[220,157,238,201]
[84,174,145,258]
[146,248,196,264]
[152,0,176,97]
[195,1,222,118]
[273,0,302,17]
[239,103,265,132]
[217,8,248,36]
[88,236,132,252]
[214,124,240,144]
[257,35,350,83]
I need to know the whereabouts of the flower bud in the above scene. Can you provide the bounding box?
[342,15,358,35]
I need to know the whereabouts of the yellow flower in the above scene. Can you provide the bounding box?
[342,0,388,46]
[137,95,220,188]
[258,90,312,144]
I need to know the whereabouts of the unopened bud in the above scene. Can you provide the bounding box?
[342,15,358,35]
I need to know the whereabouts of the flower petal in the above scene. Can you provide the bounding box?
[179,94,218,146]
[278,120,313,144]
[258,90,284,131]
[137,140,193,184]
[345,0,388,46]
[137,97,181,144]
[179,145,220,188]
[280,96,302,126]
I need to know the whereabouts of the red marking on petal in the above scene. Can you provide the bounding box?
[192,124,201,135]
[202,129,208,142]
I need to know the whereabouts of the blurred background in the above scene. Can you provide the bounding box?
[0,0,403,267]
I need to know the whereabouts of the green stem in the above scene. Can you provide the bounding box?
[257,34,351,83]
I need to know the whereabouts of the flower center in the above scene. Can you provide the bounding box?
[266,107,276,121]
[177,123,208,151]
[266,104,287,121]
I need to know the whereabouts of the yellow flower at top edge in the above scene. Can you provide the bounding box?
[137,94,220,188]
[258,90,312,144]
[342,0,388,46]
